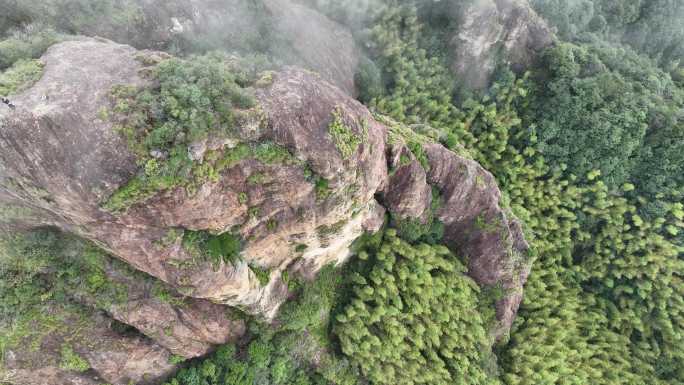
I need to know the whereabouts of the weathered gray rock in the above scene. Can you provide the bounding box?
[69,255,246,359]
[81,332,176,385]
[109,297,246,359]
[449,0,554,90]
[1,367,102,385]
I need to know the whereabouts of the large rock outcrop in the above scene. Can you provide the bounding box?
[449,0,554,90]
[376,129,530,339]
[1,306,176,385]
[1,37,529,381]
[383,143,433,222]
[0,39,384,319]
[72,255,247,359]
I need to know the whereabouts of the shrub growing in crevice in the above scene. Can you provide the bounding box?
[182,230,243,268]
[249,264,271,286]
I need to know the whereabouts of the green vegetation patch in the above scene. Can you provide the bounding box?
[59,345,90,372]
[249,264,271,286]
[182,230,243,268]
[365,6,684,382]
[382,114,432,170]
[0,59,44,97]
[328,106,361,159]
[334,229,496,385]
[103,138,300,212]
[314,176,332,201]
[163,264,356,385]
[0,28,63,70]
[0,228,132,325]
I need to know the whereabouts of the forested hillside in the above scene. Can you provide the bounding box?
[1,0,683,384]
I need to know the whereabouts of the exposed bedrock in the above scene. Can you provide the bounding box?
[0,38,529,382]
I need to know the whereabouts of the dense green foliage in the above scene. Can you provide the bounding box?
[0,230,127,322]
[164,341,318,385]
[531,0,684,70]
[356,4,684,384]
[335,229,497,385]
[0,26,63,70]
[162,265,358,385]
[528,40,684,198]
[182,230,243,267]
[328,107,363,159]
[0,229,129,360]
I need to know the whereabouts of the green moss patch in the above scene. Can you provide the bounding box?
[250,264,272,286]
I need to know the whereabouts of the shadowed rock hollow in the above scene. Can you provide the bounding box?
[0,39,529,383]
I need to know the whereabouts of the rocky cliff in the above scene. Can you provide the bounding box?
[0,38,529,384]
[449,0,554,90]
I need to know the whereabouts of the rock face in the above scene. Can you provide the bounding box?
[0,39,384,318]
[449,0,554,90]
[376,137,530,338]
[424,144,530,338]
[383,143,432,221]
[73,256,247,359]
[1,37,530,381]
[1,306,176,385]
